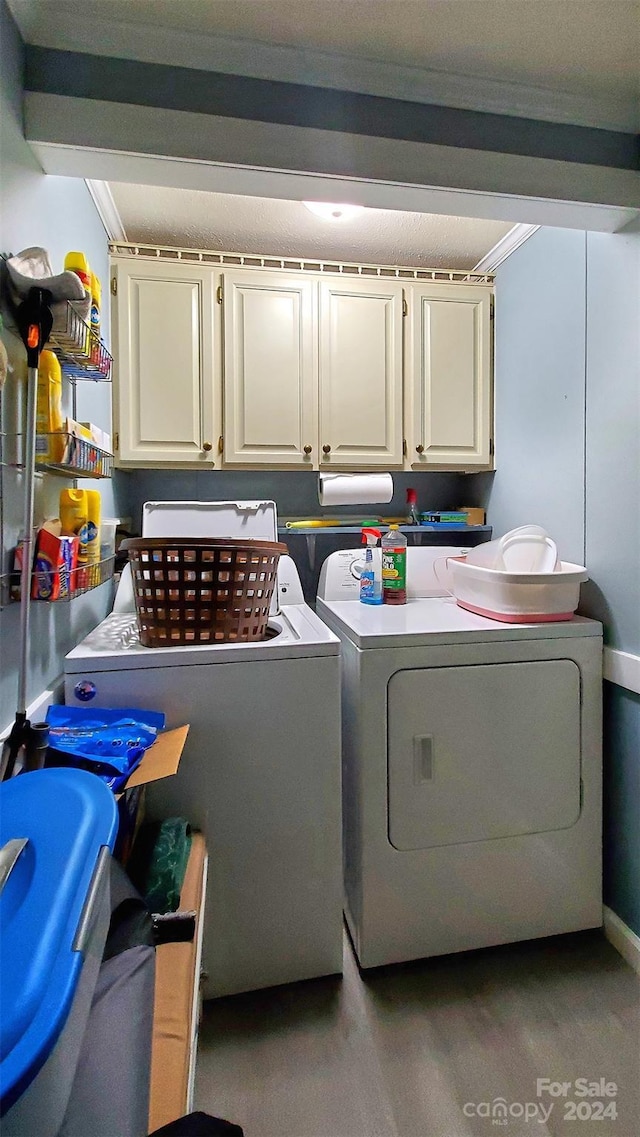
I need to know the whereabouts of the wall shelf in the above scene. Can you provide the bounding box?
[6,554,115,604]
[1,433,113,479]
[280,524,492,535]
[49,301,112,381]
[35,432,113,478]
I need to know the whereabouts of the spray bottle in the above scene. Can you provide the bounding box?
[359,528,383,605]
[406,487,420,525]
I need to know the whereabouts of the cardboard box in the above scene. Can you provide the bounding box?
[458,507,487,526]
[114,724,189,864]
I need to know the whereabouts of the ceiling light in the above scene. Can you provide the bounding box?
[303,201,365,222]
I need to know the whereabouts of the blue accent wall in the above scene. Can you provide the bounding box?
[585,226,640,936]
[584,228,640,652]
[491,224,640,937]
[487,228,587,565]
[0,0,118,730]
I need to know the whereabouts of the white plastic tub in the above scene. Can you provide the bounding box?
[448,558,589,622]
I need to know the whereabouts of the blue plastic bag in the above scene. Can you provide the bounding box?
[46,706,166,791]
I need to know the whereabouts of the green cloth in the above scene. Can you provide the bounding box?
[132,817,192,914]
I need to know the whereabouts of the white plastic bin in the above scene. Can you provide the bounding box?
[448,558,588,622]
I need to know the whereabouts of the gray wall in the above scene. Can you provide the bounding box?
[0,0,116,731]
[489,224,640,935]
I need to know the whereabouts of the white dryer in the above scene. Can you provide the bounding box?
[65,502,343,998]
[317,546,602,969]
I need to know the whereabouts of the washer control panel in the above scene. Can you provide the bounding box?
[317,550,365,599]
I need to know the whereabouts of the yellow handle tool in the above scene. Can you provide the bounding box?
[285,518,379,529]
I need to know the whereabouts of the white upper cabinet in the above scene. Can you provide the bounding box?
[222,272,317,466]
[319,280,404,468]
[113,259,216,465]
[407,283,492,468]
[112,254,494,471]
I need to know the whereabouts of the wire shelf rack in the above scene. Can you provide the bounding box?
[7,554,115,604]
[49,301,112,380]
[35,432,113,478]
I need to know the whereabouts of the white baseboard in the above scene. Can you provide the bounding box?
[603,906,640,975]
[0,678,64,741]
[603,647,640,695]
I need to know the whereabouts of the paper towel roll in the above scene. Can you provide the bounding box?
[318,473,394,507]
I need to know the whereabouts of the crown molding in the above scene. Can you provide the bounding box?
[11,6,639,134]
[473,224,540,272]
[85,178,127,241]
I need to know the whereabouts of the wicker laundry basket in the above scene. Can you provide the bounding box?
[121,537,288,647]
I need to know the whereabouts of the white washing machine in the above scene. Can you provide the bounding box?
[65,501,342,998]
[317,546,602,969]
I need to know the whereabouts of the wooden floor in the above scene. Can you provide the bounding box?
[196,929,640,1137]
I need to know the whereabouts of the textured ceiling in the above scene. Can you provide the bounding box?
[108,184,513,269]
[10,0,640,105]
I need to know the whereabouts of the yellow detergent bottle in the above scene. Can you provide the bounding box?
[36,350,64,462]
[60,488,89,588]
[64,251,91,293]
[89,272,102,367]
[64,252,91,353]
[86,489,102,583]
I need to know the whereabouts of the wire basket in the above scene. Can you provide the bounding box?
[121,537,288,647]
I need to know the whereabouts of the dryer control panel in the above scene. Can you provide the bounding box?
[317,547,470,601]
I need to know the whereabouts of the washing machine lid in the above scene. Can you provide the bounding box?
[142,499,278,542]
[65,604,339,673]
[316,595,601,648]
[141,500,282,614]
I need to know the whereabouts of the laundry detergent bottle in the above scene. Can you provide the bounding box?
[36,349,64,462]
[60,488,89,587]
[86,489,102,584]
[382,524,407,605]
[359,527,383,605]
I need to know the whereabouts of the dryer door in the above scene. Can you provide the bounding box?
[387,660,581,850]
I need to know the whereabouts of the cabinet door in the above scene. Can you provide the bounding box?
[319,280,404,467]
[222,272,316,466]
[113,259,216,465]
[408,284,492,468]
[387,661,581,851]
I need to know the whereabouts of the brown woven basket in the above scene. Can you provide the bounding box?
[121,537,288,647]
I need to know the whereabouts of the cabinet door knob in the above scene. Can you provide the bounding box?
[322,444,331,455]
[202,441,213,452]
[416,444,425,454]
[303,445,312,455]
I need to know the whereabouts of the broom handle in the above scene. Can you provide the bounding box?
[17,363,38,715]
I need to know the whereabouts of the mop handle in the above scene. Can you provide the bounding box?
[14,289,54,715]
[16,362,38,714]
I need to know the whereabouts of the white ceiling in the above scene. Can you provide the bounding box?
[108,183,514,269]
[9,0,640,128]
